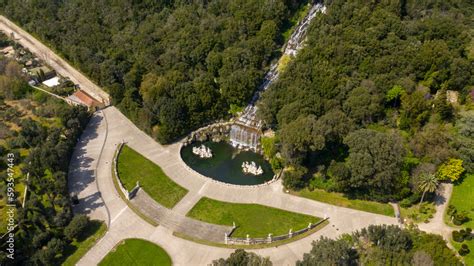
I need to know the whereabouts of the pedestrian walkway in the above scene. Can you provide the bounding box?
[132,190,231,243]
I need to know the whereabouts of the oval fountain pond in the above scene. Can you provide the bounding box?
[180,141,274,185]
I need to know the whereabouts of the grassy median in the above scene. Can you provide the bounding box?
[187,197,320,238]
[117,145,188,208]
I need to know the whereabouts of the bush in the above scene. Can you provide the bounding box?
[64,214,89,240]
[270,156,283,171]
[309,173,335,191]
[400,193,421,208]
[459,244,470,256]
[447,205,457,217]
[282,166,307,190]
[452,231,463,242]
[466,228,473,241]
[453,211,470,226]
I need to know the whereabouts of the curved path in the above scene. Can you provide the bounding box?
[418,183,454,244]
[72,106,397,265]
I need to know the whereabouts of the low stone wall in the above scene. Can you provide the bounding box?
[183,122,233,145]
[225,218,329,245]
[113,142,140,200]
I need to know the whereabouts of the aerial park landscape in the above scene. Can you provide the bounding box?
[0,0,473,265]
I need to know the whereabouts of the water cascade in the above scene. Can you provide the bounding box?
[229,3,326,150]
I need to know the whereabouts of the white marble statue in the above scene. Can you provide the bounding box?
[192,144,213,158]
[242,161,263,176]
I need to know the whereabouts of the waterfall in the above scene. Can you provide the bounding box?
[229,3,325,151]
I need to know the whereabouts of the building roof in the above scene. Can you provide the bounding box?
[42,76,60,87]
[72,89,101,107]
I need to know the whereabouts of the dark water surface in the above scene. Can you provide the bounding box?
[181,141,274,185]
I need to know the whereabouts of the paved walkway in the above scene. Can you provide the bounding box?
[68,112,109,223]
[418,183,454,243]
[74,106,397,265]
[131,190,231,243]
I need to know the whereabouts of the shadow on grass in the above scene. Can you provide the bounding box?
[60,220,105,265]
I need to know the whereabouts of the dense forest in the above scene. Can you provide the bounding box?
[0,0,305,143]
[0,53,94,264]
[258,0,474,202]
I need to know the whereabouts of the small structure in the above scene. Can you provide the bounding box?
[0,46,14,58]
[41,76,60,88]
[66,89,104,110]
[29,66,56,82]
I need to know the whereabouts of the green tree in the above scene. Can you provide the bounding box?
[343,129,405,200]
[415,173,439,205]
[385,85,405,106]
[297,237,358,266]
[64,215,89,240]
[212,249,272,266]
[437,159,465,182]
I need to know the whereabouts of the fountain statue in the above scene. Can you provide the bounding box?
[192,144,213,158]
[242,161,264,176]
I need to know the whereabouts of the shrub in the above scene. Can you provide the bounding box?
[437,158,465,182]
[64,214,89,240]
[270,156,283,171]
[459,244,470,256]
[282,166,307,190]
[400,193,421,208]
[453,211,470,226]
[466,228,473,241]
[447,205,457,217]
[452,231,463,242]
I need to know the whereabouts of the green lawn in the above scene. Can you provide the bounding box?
[62,220,107,266]
[447,174,474,228]
[99,239,172,266]
[446,174,474,264]
[453,240,474,266]
[293,188,395,217]
[187,197,320,238]
[117,145,188,208]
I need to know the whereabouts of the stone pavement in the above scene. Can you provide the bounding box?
[131,190,231,243]
[68,112,109,223]
[74,106,399,265]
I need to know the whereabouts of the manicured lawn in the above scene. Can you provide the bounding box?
[62,220,107,266]
[447,174,474,228]
[117,145,188,208]
[293,188,395,217]
[453,240,474,266]
[99,239,172,266]
[187,197,320,238]
[447,174,474,263]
